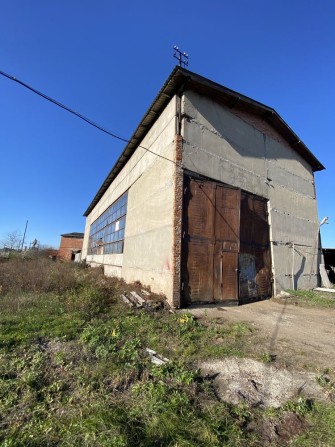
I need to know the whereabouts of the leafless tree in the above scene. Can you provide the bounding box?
[0,230,23,250]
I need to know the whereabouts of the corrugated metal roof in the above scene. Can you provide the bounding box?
[84,66,325,217]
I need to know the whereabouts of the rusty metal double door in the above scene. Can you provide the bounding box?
[182,177,240,303]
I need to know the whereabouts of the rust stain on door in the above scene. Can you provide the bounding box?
[213,185,240,301]
[182,177,215,303]
[239,193,272,302]
[182,175,272,305]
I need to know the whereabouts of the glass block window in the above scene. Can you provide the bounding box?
[88,192,128,255]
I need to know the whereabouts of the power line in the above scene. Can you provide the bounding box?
[0,70,129,143]
[0,69,180,167]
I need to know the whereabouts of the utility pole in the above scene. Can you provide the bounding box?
[20,220,28,251]
[173,46,189,67]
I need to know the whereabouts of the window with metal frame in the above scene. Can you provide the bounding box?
[88,192,128,255]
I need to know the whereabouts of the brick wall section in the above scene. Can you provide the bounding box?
[171,134,183,308]
[58,236,83,261]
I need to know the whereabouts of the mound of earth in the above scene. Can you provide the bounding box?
[200,357,328,408]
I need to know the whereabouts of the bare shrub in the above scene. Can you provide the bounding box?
[0,258,80,296]
[0,230,22,250]
[0,258,125,319]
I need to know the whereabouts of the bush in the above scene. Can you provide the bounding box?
[0,257,122,297]
[0,257,79,295]
[0,258,124,324]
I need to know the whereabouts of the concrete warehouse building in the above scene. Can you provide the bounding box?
[82,67,325,307]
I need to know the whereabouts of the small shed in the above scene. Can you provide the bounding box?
[58,232,84,261]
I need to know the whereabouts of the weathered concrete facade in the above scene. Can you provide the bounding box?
[82,67,324,306]
[83,97,177,299]
[181,90,320,293]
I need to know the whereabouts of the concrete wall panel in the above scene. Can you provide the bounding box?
[271,243,318,292]
[85,254,123,278]
[270,210,317,246]
[182,90,320,295]
[269,188,318,223]
[183,91,265,157]
[87,97,176,224]
[81,217,92,260]
[267,159,315,198]
[183,138,269,199]
[122,150,175,298]
[82,96,177,302]
[265,135,313,177]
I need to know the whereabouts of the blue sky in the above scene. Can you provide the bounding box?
[1,0,334,248]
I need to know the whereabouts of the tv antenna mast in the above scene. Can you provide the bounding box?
[173,46,189,67]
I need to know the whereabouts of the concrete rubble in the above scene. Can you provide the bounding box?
[200,357,330,408]
[145,348,169,365]
[120,290,165,311]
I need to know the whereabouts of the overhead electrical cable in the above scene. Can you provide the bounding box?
[0,69,179,167]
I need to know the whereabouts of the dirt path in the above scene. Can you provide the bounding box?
[187,299,335,372]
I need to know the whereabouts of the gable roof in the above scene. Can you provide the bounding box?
[84,66,325,217]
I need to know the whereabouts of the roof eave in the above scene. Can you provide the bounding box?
[83,66,187,217]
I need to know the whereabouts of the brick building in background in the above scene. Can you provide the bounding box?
[58,233,84,261]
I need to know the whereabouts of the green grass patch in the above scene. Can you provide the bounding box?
[0,259,259,446]
[286,289,335,308]
[292,403,335,446]
[0,258,333,446]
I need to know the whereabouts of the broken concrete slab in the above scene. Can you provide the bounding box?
[130,291,146,306]
[145,348,169,365]
[121,290,167,312]
[276,290,291,298]
[121,294,134,307]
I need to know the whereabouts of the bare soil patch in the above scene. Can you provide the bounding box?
[187,298,335,372]
[190,298,335,445]
[247,411,309,447]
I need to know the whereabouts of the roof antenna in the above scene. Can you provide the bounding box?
[173,46,189,67]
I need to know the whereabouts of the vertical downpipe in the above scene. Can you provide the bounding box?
[267,201,276,296]
[292,242,295,290]
[264,133,276,297]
